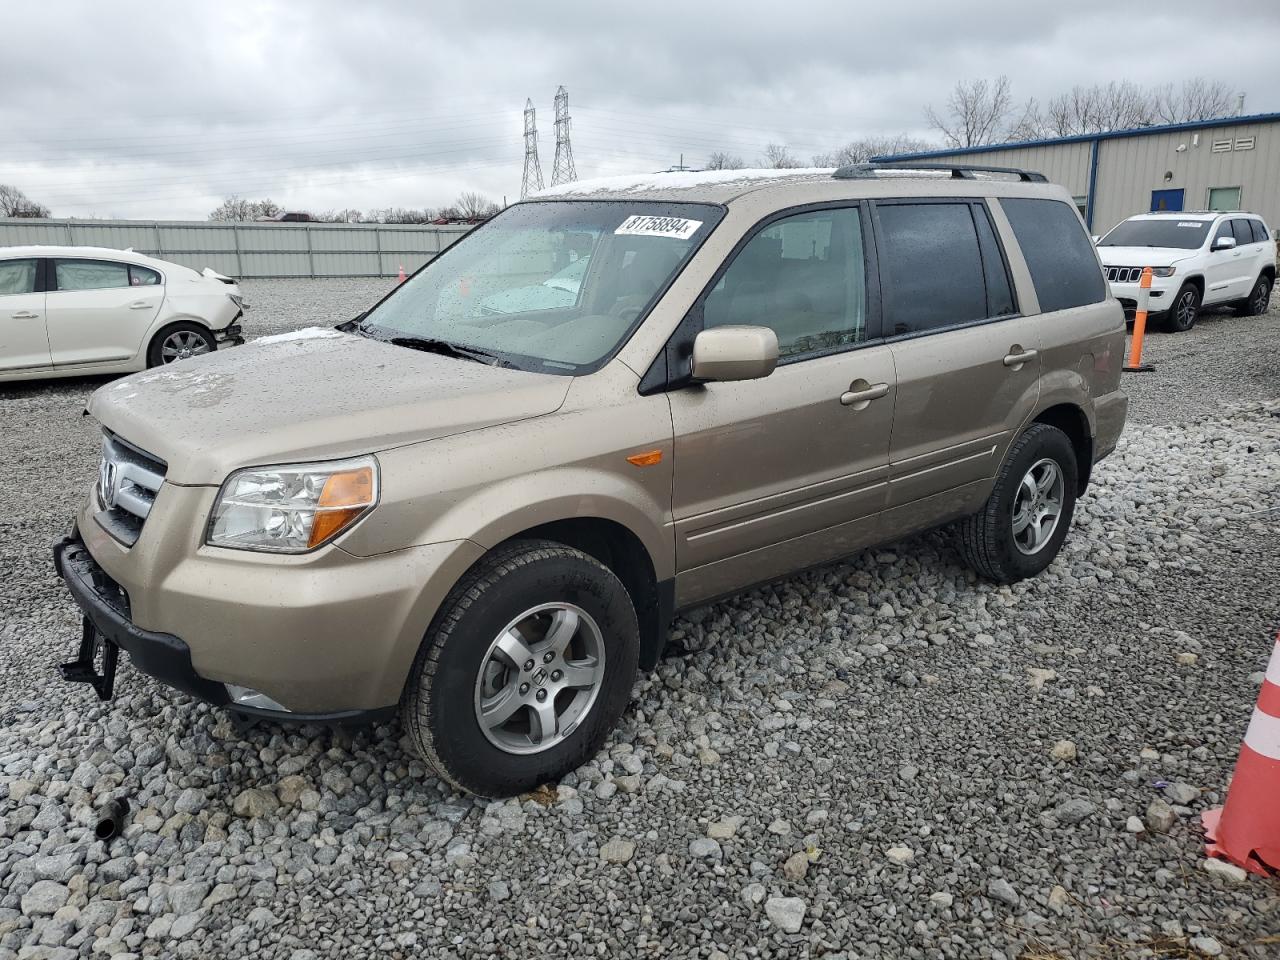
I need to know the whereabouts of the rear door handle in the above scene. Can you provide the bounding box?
[1003,348,1038,367]
[129,301,153,309]
[840,382,889,406]
[11,311,39,319]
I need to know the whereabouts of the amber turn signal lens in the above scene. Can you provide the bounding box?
[626,449,663,467]
[308,466,376,548]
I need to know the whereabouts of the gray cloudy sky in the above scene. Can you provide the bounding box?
[4,0,1279,219]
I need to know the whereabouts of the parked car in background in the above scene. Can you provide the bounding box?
[54,165,1126,797]
[1096,211,1275,331]
[0,246,245,382]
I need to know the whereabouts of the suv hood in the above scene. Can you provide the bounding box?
[1096,245,1197,268]
[89,328,572,485]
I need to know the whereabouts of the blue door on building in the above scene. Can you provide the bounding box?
[1150,189,1185,212]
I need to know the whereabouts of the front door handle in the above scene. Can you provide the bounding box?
[11,311,39,319]
[1003,348,1038,368]
[129,301,153,309]
[840,381,889,407]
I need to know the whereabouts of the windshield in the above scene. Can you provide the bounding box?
[1099,218,1211,249]
[360,200,723,374]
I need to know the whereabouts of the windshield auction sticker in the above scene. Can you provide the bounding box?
[615,215,703,240]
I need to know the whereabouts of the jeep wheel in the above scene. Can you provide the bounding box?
[957,423,1078,584]
[1166,283,1200,332]
[1239,274,1272,317]
[403,540,638,797]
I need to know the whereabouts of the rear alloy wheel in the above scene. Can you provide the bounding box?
[403,539,639,797]
[1240,274,1272,317]
[1166,283,1200,332]
[147,322,216,367]
[957,423,1078,584]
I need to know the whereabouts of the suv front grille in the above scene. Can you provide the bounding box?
[1104,266,1144,283]
[95,431,167,547]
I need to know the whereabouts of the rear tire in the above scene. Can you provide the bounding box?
[146,322,216,367]
[403,540,639,797]
[1238,274,1272,317]
[957,423,1078,584]
[1165,283,1200,332]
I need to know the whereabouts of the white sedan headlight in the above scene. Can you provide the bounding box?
[207,456,378,553]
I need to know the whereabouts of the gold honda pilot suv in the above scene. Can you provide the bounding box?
[55,164,1128,796]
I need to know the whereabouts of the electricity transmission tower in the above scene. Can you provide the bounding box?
[521,99,544,198]
[551,86,577,187]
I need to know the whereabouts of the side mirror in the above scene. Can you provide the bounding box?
[1212,236,1236,252]
[691,326,779,383]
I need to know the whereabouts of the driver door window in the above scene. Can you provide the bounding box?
[703,207,867,359]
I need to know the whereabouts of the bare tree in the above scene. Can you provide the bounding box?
[925,76,1013,148]
[705,151,746,170]
[0,184,51,218]
[1155,78,1237,123]
[368,207,437,224]
[1001,78,1236,140]
[208,196,283,221]
[453,191,501,220]
[812,134,933,167]
[316,208,365,223]
[761,143,803,169]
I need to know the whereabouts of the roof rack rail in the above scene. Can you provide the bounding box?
[832,162,1048,183]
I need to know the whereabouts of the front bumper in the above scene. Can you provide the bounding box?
[57,489,485,718]
[1108,281,1173,319]
[53,532,395,724]
[215,322,245,347]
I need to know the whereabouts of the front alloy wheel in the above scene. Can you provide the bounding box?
[160,329,213,362]
[1167,283,1200,332]
[474,603,606,755]
[403,540,639,797]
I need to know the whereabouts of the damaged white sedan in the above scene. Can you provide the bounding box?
[0,245,246,382]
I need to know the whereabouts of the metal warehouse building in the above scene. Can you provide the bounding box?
[874,112,1280,235]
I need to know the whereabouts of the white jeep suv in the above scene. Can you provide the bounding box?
[1096,212,1275,332]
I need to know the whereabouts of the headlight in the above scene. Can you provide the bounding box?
[206,456,378,553]
[1150,266,1176,277]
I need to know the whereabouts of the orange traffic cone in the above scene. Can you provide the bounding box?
[397,264,407,283]
[1202,635,1280,875]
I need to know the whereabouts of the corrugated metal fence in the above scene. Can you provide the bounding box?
[0,218,473,279]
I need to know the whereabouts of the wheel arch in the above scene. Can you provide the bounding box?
[498,517,671,671]
[1033,403,1093,494]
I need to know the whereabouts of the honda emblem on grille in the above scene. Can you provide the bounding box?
[98,457,118,508]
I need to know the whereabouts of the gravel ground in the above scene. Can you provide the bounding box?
[1,280,1278,959]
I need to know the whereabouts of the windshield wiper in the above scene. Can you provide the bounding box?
[386,335,511,367]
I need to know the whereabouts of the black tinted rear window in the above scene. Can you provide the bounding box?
[876,202,988,335]
[1001,198,1105,313]
[1251,220,1272,244]
[1232,219,1255,245]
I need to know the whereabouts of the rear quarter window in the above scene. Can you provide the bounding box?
[999,198,1106,313]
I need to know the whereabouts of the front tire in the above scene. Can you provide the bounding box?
[1165,283,1200,332]
[403,540,639,797]
[1238,274,1272,317]
[957,423,1078,584]
[147,322,216,367]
